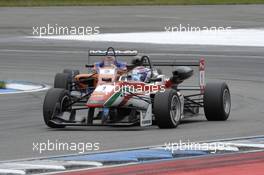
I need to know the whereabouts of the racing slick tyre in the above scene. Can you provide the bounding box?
[63,69,80,91]
[54,73,72,90]
[154,89,181,129]
[203,82,231,121]
[63,69,80,78]
[43,88,71,128]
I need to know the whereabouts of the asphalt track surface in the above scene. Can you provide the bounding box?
[0,5,264,161]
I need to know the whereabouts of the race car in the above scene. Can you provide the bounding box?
[43,47,231,129]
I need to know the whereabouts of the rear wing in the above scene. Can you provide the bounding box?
[152,58,205,93]
[151,61,200,67]
[86,47,138,68]
[89,50,138,56]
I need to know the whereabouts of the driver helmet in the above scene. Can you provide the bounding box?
[131,66,151,82]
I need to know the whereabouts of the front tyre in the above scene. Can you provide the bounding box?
[43,88,71,128]
[154,89,181,128]
[203,82,231,121]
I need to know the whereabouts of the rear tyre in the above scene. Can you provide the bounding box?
[63,69,80,78]
[54,73,71,90]
[63,69,80,91]
[204,82,231,121]
[43,88,71,128]
[154,89,181,128]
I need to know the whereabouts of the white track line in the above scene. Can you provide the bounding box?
[2,163,65,170]
[6,83,44,91]
[31,29,264,47]
[0,49,86,54]
[66,161,103,167]
[0,169,25,175]
[221,143,264,148]
[0,85,49,95]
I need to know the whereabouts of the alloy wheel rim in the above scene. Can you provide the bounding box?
[170,95,181,123]
[223,89,231,114]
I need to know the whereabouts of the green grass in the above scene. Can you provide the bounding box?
[0,81,6,89]
[0,0,264,6]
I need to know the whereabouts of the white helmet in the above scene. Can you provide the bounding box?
[131,66,151,82]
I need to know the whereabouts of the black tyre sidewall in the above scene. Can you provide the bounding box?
[54,73,72,90]
[63,69,80,78]
[154,89,181,128]
[43,88,70,128]
[204,82,231,121]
